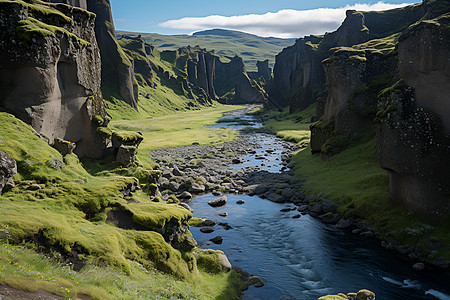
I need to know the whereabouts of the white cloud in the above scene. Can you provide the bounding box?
[159,2,413,38]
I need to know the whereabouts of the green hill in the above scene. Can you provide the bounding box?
[116,28,296,71]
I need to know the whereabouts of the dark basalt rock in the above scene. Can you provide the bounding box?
[0,0,108,159]
[0,150,17,194]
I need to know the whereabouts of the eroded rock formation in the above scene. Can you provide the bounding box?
[0,0,107,158]
[0,150,17,194]
[86,0,139,110]
[376,14,450,220]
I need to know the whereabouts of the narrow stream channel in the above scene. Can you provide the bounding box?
[189,107,450,300]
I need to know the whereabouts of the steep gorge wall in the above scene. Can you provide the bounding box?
[268,4,427,112]
[0,0,107,158]
[376,14,450,220]
[306,1,450,220]
[86,0,138,110]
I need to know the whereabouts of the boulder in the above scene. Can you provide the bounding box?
[336,219,352,229]
[178,191,192,201]
[266,193,285,203]
[217,253,232,270]
[0,151,17,194]
[116,146,137,166]
[200,227,214,233]
[412,262,425,271]
[236,200,245,204]
[210,236,223,244]
[208,195,227,207]
[281,188,294,198]
[52,138,76,156]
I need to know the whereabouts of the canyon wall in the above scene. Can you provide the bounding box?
[272,0,449,220]
[0,0,108,158]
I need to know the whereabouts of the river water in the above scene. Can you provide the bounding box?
[189,108,450,300]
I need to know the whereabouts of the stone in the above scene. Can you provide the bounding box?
[178,191,192,201]
[172,166,185,177]
[336,219,352,229]
[210,236,223,244]
[191,183,205,193]
[248,276,266,288]
[168,182,181,192]
[179,203,192,212]
[297,205,308,212]
[360,231,374,238]
[292,214,301,219]
[321,199,339,214]
[412,262,425,271]
[0,150,17,194]
[309,202,323,214]
[52,138,76,156]
[281,188,294,198]
[218,212,228,217]
[218,253,232,270]
[202,219,216,227]
[200,227,214,233]
[212,191,222,196]
[208,195,227,207]
[321,213,340,224]
[27,184,42,191]
[218,222,232,230]
[117,146,137,166]
[356,289,375,300]
[280,208,292,212]
[236,200,245,204]
[266,193,285,203]
[232,158,242,164]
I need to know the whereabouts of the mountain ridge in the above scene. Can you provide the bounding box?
[117,28,296,71]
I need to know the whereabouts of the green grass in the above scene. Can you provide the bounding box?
[0,111,246,298]
[0,243,244,300]
[109,105,242,151]
[117,29,295,71]
[261,103,316,146]
[262,104,450,260]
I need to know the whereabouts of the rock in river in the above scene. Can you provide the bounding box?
[200,227,214,233]
[208,195,227,207]
[210,236,223,244]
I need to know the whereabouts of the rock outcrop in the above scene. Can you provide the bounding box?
[187,49,217,100]
[268,3,427,112]
[376,13,450,221]
[248,59,271,83]
[0,0,108,158]
[86,0,139,110]
[0,150,17,194]
[305,0,450,220]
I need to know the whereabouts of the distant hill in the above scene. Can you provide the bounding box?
[116,29,296,71]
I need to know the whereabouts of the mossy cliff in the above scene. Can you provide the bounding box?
[267,1,427,112]
[0,0,108,159]
[86,0,139,110]
[115,36,266,114]
[267,0,450,222]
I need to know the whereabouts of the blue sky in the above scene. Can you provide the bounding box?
[110,0,415,38]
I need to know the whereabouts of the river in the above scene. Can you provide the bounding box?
[188,107,450,300]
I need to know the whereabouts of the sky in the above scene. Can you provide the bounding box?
[110,0,415,38]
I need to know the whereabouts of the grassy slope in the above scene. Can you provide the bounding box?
[0,108,245,299]
[117,29,295,71]
[262,107,450,260]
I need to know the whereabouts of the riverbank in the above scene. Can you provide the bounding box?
[257,106,450,271]
[149,106,450,299]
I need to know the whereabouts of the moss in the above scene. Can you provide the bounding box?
[120,203,191,230]
[321,135,349,155]
[97,126,112,137]
[15,17,91,47]
[0,0,73,24]
[378,79,406,98]
[196,250,224,274]
[310,118,334,132]
[112,131,143,143]
[92,115,104,126]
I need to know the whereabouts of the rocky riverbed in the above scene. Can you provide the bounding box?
[147,107,450,299]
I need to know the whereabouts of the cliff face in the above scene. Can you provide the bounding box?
[376,14,450,220]
[0,0,107,158]
[268,5,427,112]
[86,0,138,110]
[248,59,271,83]
[187,50,217,100]
[306,1,450,220]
